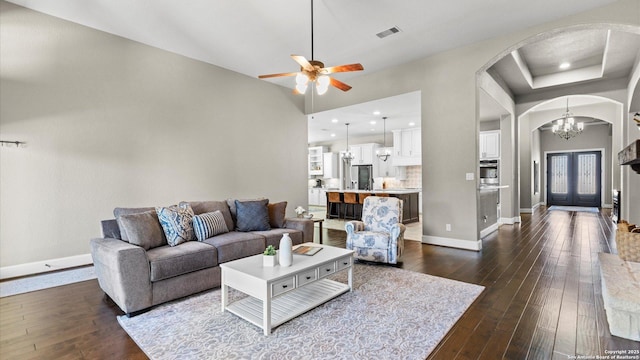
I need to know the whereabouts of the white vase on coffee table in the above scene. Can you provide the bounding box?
[279,233,293,267]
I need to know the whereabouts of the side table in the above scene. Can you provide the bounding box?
[312,218,324,243]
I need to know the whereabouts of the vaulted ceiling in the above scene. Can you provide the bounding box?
[4,0,639,142]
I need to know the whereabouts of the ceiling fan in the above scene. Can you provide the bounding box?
[258,0,363,95]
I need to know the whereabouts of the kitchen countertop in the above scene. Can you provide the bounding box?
[327,189,421,194]
[478,185,510,192]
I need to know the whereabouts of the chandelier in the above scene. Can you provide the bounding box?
[552,98,584,140]
[342,123,354,162]
[376,117,391,161]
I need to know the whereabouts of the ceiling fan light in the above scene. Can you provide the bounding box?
[296,73,309,85]
[296,83,308,94]
[316,75,330,95]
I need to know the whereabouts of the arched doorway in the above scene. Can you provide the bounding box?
[476,24,638,236]
[521,95,622,209]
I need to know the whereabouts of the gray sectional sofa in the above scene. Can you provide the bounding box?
[90,199,313,316]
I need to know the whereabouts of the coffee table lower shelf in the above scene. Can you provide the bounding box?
[226,279,349,332]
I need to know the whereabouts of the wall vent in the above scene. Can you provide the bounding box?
[376,26,401,39]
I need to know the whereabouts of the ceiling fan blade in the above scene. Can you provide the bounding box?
[323,63,364,74]
[329,77,352,92]
[258,72,298,79]
[291,55,314,72]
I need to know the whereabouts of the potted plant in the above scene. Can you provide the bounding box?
[263,245,278,267]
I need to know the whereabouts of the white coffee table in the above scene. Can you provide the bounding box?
[220,243,354,335]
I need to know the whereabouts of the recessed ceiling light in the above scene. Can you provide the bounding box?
[559,62,571,70]
[331,118,339,123]
[373,111,381,115]
[370,120,376,125]
[331,133,336,137]
[409,122,416,126]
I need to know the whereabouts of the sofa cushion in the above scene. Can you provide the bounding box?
[180,201,234,232]
[268,201,287,228]
[202,231,265,263]
[252,228,303,249]
[193,210,229,241]
[156,203,195,246]
[146,241,218,282]
[117,211,167,250]
[114,206,156,241]
[235,199,270,232]
[227,198,267,226]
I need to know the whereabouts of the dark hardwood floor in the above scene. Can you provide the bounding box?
[1,206,638,359]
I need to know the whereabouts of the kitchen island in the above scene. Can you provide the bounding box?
[325,189,421,224]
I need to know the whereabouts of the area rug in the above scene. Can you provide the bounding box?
[0,266,96,298]
[548,205,599,213]
[118,264,484,360]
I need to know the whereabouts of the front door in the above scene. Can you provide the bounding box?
[547,151,601,207]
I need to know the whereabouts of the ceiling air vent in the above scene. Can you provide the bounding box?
[376,26,402,39]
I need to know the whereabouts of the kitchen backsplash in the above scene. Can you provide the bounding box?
[310,166,422,189]
[383,165,422,189]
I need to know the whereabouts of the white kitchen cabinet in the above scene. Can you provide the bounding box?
[322,153,338,179]
[392,128,421,166]
[349,143,379,165]
[375,150,406,180]
[479,131,500,160]
[308,146,327,175]
[308,188,328,206]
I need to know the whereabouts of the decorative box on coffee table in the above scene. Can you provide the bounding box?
[220,243,354,335]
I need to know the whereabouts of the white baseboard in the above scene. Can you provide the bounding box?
[500,216,521,225]
[0,254,93,280]
[480,223,500,238]
[521,202,542,214]
[422,235,482,251]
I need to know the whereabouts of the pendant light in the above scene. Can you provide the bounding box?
[342,123,354,162]
[376,117,391,161]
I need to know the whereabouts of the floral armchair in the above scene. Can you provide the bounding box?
[345,196,406,264]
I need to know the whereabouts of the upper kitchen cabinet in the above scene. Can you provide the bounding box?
[479,130,500,160]
[349,143,380,165]
[392,128,421,166]
[322,152,338,179]
[308,146,327,175]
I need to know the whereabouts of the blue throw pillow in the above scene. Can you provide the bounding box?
[193,210,229,241]
[156,203,195,246]
[235,199,270,232]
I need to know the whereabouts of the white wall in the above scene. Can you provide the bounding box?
[0,2,307,269]
[305,0,640,250]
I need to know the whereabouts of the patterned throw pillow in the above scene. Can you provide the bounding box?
[192,210,229,241]
[235,199,271,232]
[156,203,195,246]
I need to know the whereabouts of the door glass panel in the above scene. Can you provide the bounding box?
[550,155,568,194]
[577,153,597,195]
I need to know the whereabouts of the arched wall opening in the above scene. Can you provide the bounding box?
[476,23,638,239]
[519,95,622,211]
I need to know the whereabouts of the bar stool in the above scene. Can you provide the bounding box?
[375,193,390,197]
[357,193,372,218]
[343,192,358,220]
[327,192,342,219]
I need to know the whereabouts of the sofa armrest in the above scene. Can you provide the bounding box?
[90,237,152,315]
[284,218,314,243]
